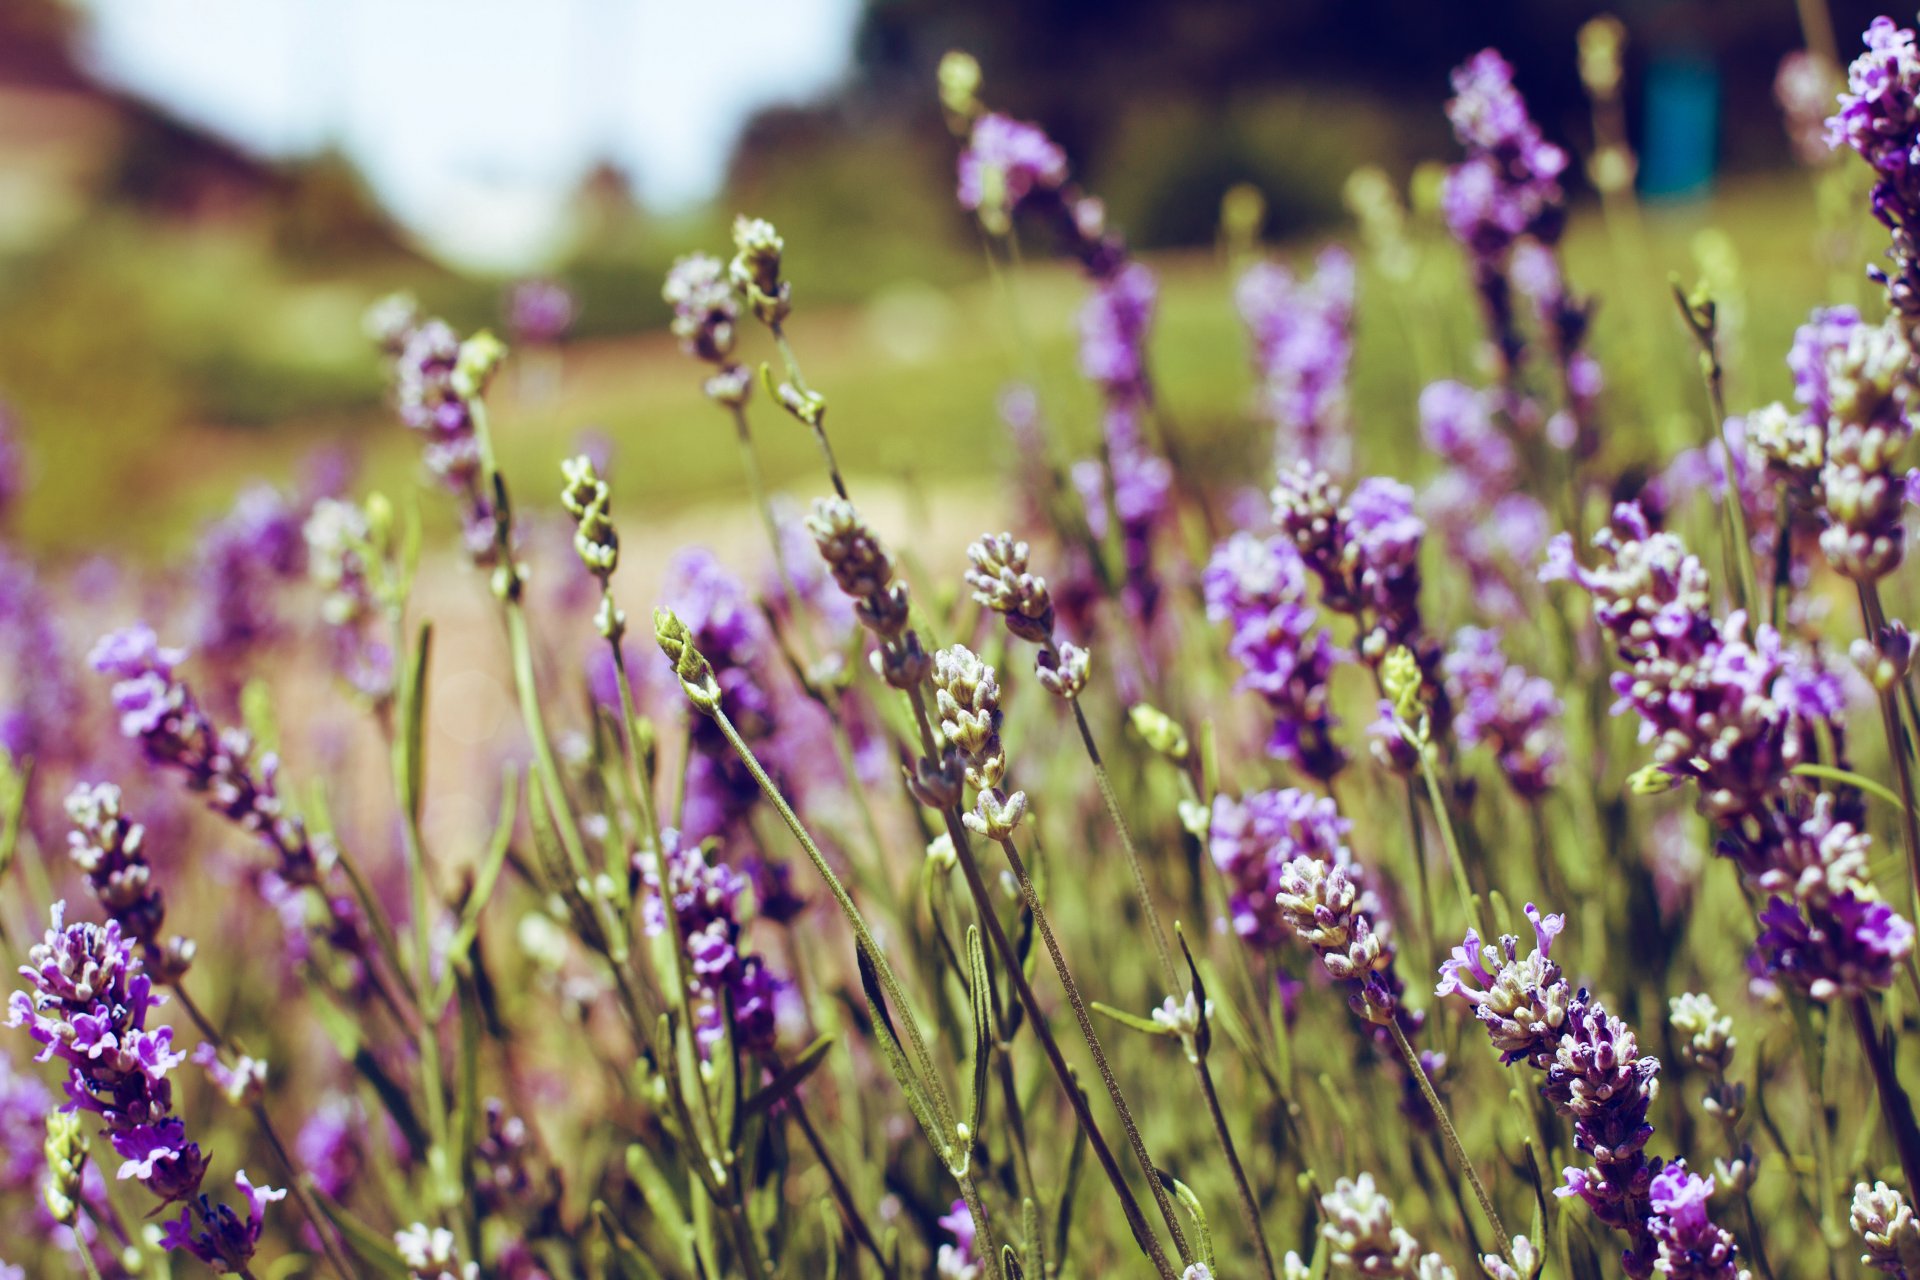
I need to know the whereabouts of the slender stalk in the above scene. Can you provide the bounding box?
[895,681,1184,1274]
[173,987,357,1280]
[1848,994,1920,1195]
[788,1092,898,1279]
[1410,736,1488,943]
[1193,1050,1278,1280]
[729,403,806,629]
[984,827,1188,1275]
[1388,1019,1512,1263]
[1674,286,1760,617]
[1051,665,1179,995]
[1860,584,1920,923]
[699,700,1007,1276]
[770,326,849,501]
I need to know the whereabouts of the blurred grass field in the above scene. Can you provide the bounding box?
[0,167,1878,561]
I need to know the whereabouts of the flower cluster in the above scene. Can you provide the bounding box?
[932,645,1029,841]
[1272,463,1438,681]
[1438,908,1648,1267]
[663,253,751,406]
[65,781,194,982]
[7,903,279,1272]
[1203,532,1345,779]
[1207,788,1350,949]
[955,113,1068,233]
[966,532,1091,699]
[191,483,307,678]
[370,300,508,564]
[1236,245,1356,471]
[1442,49,1569,376]
[1417,381,1550,622]
[1442,627,1563,797]
[1828,17,1920,324]
[1748,307,1916,581]
[638,829,787,1055]
[303,496,396,699]
[504,278,575,346]
[1319,1172,1456,1279]
[1546,504,1915,997]
[91,626,335,886]
[1645,1163,1749,1280]
[1854,1180,1920,1274]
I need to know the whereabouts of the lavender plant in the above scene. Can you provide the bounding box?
[6,19,1920,1279]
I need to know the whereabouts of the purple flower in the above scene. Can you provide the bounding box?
[1079,262,1157,406]
[505,278,575,345]
[638,829,790,1057]
[1419,380,1513,478]
[91,627,334,887]
[1646,1163,1749,1279]
[1828,17,1920,319]
[1443,49,1568,375]
[161,1169,284,1275]
[937,1199,979,1279]
[380,315,504,565]
[1435,904,1570,1066]
[192,484,308,676]
[294,1093,362,1201]
[956,113,1068,216]
[1236,246,1356,470]
[1208,788,1351,947]
[1439,905,1661,1276]
[7,903,208,1207]
[0,549,84,768]
[1204,533,1346,778]
[1443,627,1563,796]
[1274,464,1436,672]
[0,1048,51,1194]
[65,782,191,983]
[1744,795,1915,999]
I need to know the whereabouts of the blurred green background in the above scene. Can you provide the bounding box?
[0,0,1895,557]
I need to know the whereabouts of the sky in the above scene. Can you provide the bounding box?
[79,0,865,267]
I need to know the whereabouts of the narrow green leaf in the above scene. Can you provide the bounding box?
[1175,921,1211,1059]
[1088,1001,1172,1038]
[402,621,434,825]
[965,925,992,1143]
[855,948,950,1168]
[741,1034,836,1120]
[625,1143,694,1275]
[1161,1174,1215,1274]
[309,1188,415,1278]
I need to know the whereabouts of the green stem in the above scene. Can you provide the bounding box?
[1849,994,1920,1195]
[1410,733,1487,943]
[787,1091,898,1279]
[1054,671,1179,995]
[705,705,949,1122]
[172,987,358,1280]
[984,827,1187,1277]
[899,680,1181,1274]
[1860,584,1920,928]
[1389,1019,1512,1263]
[770,325,849,501]
[1193,1050,1278,1280]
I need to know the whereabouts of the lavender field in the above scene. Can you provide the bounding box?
[8,4,1920,1278]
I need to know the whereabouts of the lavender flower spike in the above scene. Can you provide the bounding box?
[1646,1163,1750,1280]
[1853,1180,1920,1274]
[1829,17,1920,326]
[161,1170,285,1275]
[1435,904,1571,1066]
[1320,1171,1459,1278]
